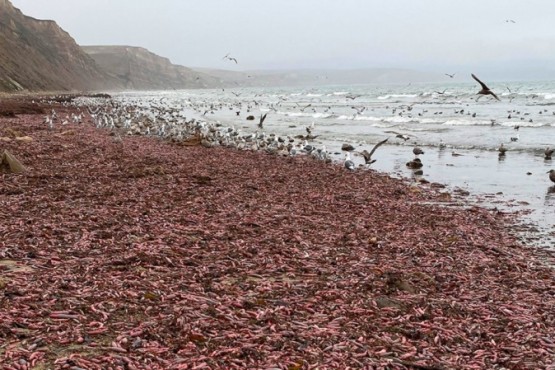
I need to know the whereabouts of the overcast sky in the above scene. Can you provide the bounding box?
[10,0,555,78]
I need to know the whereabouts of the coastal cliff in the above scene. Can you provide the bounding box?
[0,0,118,92]
[82,45,222,90]
[0,0,443,93]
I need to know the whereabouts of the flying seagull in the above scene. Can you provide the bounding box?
[222,53,238,64]
[445,73,456,78]
[471,74,500,101]
[258,113,268,129]
[360,138,388,165]
[351,106,366,115]
[505,19,516,23]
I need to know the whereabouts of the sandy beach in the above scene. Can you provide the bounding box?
[1,97,555,369]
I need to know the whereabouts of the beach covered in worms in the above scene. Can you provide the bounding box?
[0,98,554,369]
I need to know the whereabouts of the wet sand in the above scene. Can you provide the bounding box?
[336,143,555,249]
[1,99,555,369]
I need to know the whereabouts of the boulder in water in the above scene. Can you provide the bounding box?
[341,143,355,151]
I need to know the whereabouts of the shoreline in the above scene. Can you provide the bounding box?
[166,88,555,251]
[1,98,555,368]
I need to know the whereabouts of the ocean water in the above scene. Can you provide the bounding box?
[113,80,555,248]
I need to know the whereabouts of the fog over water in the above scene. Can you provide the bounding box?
[11,0,555,80]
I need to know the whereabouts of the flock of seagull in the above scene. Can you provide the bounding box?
[39,72,555,186]
[43,97,336,164]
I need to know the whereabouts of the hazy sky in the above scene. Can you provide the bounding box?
[10,0,555,78]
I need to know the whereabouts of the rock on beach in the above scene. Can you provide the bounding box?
[0,97,554,369]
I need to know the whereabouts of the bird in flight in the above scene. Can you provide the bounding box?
[222,53,238,64]
[258,113,268,129]
[360,138,388,165]
[445,73,456,78]
[471,74,500,101]
[505,19,516,23]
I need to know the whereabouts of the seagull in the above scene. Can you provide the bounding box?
[351,106,366,115]
[435,89,447,95]
[222,54,238,64]
[471,74,500,101]
[258,113,268,129]
[384,130,411,141]
[413,146,424,156]
[548,169,555,183]
[344,152,355,171]
[545,147,554,160]
[302,140,315,153]
[439,140,446,150]
[505,19,516,23]
[445,73,456,78]
[406,158,423,169]
[360,138,388,165]
[498,143,507,156]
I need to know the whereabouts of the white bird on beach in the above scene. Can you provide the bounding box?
[302,140,314,153]
[344,152,355,171]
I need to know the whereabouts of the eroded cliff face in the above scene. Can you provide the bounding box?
[0,0,223,92]
[82,45,223,90]
[0,0,119,92]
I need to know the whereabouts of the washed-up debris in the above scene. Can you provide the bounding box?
[0,101,554,369]
[0,149,26,173]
